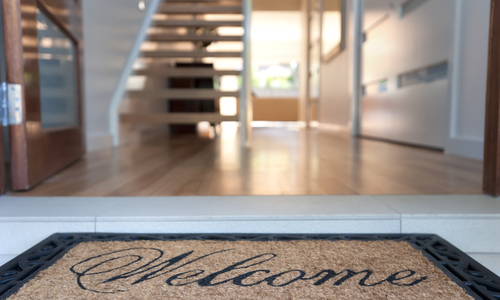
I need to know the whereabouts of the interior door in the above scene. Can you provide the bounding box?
[2,0,85,190]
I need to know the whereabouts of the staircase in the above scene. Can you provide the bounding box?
[120,0,251,138]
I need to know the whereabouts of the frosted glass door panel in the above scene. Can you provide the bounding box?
[37,9,79,129]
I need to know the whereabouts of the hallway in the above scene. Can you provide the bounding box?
[10,125,482,196]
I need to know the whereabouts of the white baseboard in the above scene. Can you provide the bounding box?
[445,136,484,160]
[86,133,114,153]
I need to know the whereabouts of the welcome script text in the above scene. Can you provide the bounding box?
[69,247,428,294]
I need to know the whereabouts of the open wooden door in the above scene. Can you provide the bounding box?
[1,0,85,191]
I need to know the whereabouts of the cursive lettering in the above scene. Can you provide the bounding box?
[70,248,427,294]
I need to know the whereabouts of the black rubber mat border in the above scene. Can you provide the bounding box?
[0,233,499,299]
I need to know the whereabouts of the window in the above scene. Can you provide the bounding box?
[363,79,388,96]
[322,0,345,62]
[250,12,302,98]
[399,0,429,18]
[252,62,299,98]
[398,62,448,88]
[37,8,79,129]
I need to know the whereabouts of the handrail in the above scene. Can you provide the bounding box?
[109,0,161,147]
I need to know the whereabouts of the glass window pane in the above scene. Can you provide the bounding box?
[37,9,79,129]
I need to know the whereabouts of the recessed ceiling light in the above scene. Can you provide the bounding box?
[138,0,146,11]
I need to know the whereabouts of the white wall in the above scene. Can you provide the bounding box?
[319,49,350,126]
[318,0,353,128]
[83,0,153,152]
[252,12,302,63]
[446,0,490,160]
[363,0,453,83]
[361,0,453,149]
[318,0,489,159]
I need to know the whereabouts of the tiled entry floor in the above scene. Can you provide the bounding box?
[0,194,499,275]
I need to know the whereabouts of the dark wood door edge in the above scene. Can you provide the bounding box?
[483,0,500,197]
[1,0,29,190]
[0,126,5,194]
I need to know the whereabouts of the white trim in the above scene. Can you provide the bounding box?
[445,136,484,160]
[86,133,113,153]
[108,0,160,147]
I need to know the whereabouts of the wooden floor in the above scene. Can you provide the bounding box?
[10,125,483,196]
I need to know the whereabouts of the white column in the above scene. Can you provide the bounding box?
[239,0,253,147]
[350,0,364,136]
[299,0,311,128]
[448,0,465,139]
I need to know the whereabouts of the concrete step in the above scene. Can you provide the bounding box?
[0,195,499,259]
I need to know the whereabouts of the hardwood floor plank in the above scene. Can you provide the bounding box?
[9,128,483,196]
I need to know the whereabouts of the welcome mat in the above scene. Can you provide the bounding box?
[0,234,499,299]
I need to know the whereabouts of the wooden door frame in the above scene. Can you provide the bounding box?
[1,0,24,192]
[0,124,5,195]
[483,0,500,197]
[0,4,6,195]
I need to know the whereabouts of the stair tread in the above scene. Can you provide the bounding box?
[134,67,241,77]
[154,20,243,28]
[128,89,240,99]
[148,34,242,42]
[159,4,242,14]
[121,113,239,124]
[141,50,242,58]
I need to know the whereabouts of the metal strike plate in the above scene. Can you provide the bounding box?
[7,83,23,125]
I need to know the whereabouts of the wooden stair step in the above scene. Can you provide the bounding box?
[141,50,242,58]
[121,113,239,124]
[159,4,242,14]
[154,20,243,28]
[148,33,242,42]
[128,89,240,99]
[134,67,241,77]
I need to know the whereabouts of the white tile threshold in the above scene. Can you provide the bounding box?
[0,194,499,274]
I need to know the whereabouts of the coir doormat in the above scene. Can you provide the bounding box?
[1,234,499,299]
